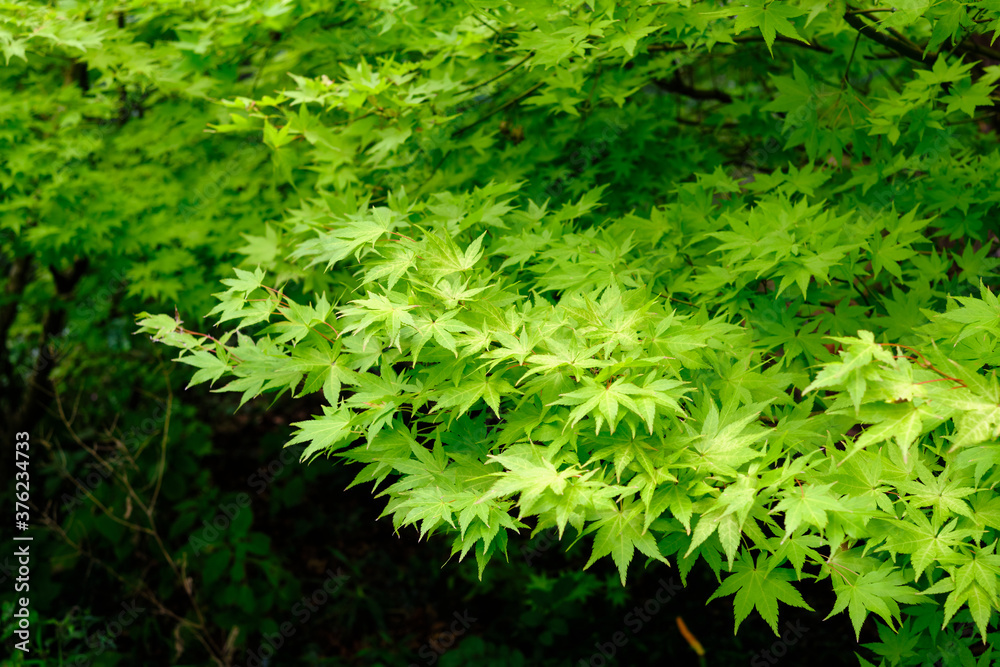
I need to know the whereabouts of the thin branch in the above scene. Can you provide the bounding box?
[48,391,228,665]
[459,51,535,95]
[147,370,173,515]
[470,11,502,38]
[655,74,733,103]
[37,510,224,665]
[842,12,931,66]
[648,35,833,55]
[845,8,896,15]
[453,81,545,138]
[843,31,862,86]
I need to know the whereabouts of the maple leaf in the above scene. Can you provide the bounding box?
[432,369,517,420]
[941,546,1000,642]
[878,513,972,580]
[220,266,267,295]
[608,13,658,57]
[177,349,229,388]
[895,466,976,521]
[775,483,842,536]
[267,294,335,346]
[685,399,769,475]
[708,552,813,634]
[550,373,688,435]
[583,499,668,586]
[338,289,418,352]
[827,564,921,640]
[288,346,359,405]
[804,330,896,411]
[719,0,809,55]
[483,444,581,516]
[286,405,357,462]
[290,207,402,270]
[937,281,1000,344]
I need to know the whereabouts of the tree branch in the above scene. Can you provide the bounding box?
[648,35,833,55]
[842,12,931,66]
[655,74,733,103]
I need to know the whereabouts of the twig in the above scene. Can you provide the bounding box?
[453,81,545,138]
[648,35,833,55]
[459,51,535,96]
[842,12,930,66]
[148,369,173,514]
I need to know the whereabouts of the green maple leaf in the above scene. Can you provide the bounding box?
[942,546,1000,642]
[828,564,921,640]
[937,281,1000,341]
[870,232,917,281]
[516,339,608,383]
[236,224,280,267]
[480,326,541,368]
[804,330,895,411]
[387,484,461,539]
[289,346,358,405]
[1,38,27,64]
[551,377,635,435]
[410,309,470,361]
[267,294,335,346]
[879,513,971,580]
[178,349,229,388]
[338,289,418,352]
[896,466,976,520]
[772,533,824,580]
[291,207,402,269]
[708,552,813,634]
[583,499,668,586]
[729,0,808,55]
[686,506,730,559]
[942,76,1000,118]
[432,369,517,420]
[483,444,581,515]
[219,266,267,295]
[687,399,769,475]
[341,427,417,491]
[645,482,694,533]
[844,406,924,465]
[286,405,357,462]
[607,13,658,57]
[775,483,842,536]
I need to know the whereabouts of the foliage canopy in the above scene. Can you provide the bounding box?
[4,0,1000,663]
